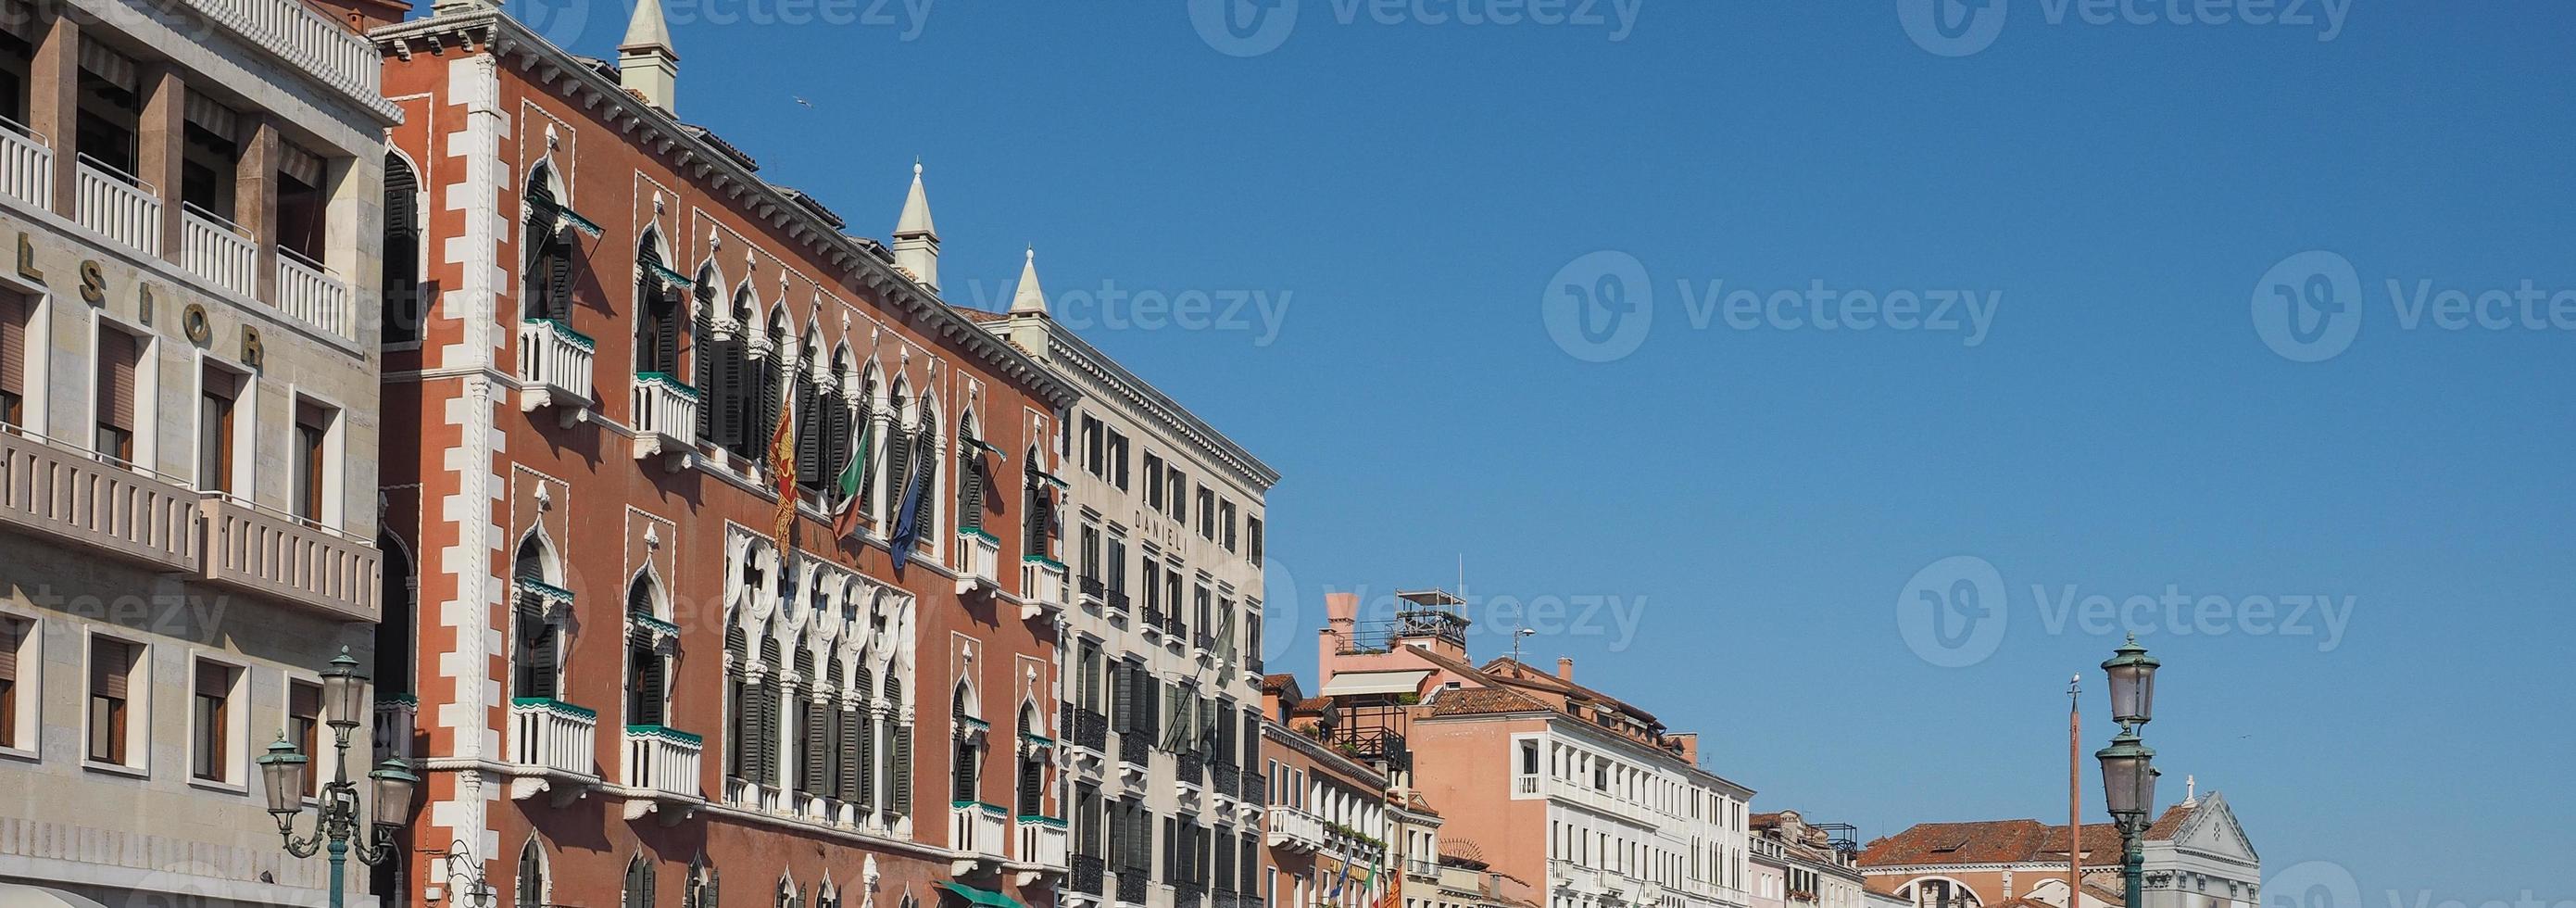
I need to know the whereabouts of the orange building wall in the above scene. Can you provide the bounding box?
[375,26,1063,908]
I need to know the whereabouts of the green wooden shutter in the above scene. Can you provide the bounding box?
[714,341,744,448]
[796,378,823,485]
[889,725,913,816]
[803,697,827,793]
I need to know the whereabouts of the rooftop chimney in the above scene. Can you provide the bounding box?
[1557,657,1575,682]
[617,0,679,112]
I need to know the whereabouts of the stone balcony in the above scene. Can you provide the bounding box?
[954,528,1000,594]
[517,319,597,423]
[0,428,199,573]
[0,118,54,209]
[630,372,699,464]
[198,495,381,622]
[1267,805,1326,851]
[180,203,258,298]
[620,725,704,825]
[949,801,1010,872]
[1019,555,1067,620]
[74,155,161,257]
[509,697,601,805]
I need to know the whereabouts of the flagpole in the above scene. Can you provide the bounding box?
[2069,674,2082,907]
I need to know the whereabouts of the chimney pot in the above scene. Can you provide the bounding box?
[1557,657,1575,681]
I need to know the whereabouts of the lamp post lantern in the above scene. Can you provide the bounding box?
[2093,635,2162,908]
[260,647,418,908]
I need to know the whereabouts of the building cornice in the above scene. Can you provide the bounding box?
[369,11,1080,410]
[1007,312,1280,492]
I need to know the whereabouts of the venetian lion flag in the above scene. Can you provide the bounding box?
[768,396,798,549]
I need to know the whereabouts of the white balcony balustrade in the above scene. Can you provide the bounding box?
[950,801,1010,858]
[509,697,600,803]
[180,204,258,298]
[275,247,353,341]
[0,429,198,573]
[517,319,597,422]
[1020,555,1068,620]
[1266,805,1327,851]
[630,372,699,462]
[75,156,161,257]
[1016,815,1070,868]
[181,0,383,103]
[954,529,999,594]
[621,725,704,825]
[0,118,53,210]
[197,496,381,622]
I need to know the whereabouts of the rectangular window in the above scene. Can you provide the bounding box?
[1168,469,1187,522]
[0,291,30,427]
[1108,432,1129,490]
[199,366,240,493]
[87,637,137,765]
[294,399,334,523]
[1107,532,1128,603]
[192,660,237,782]
[1143,453,1164,508]
[0,615,27,751]
[94,327,140,462]
[288,680,322,795]
[1248,518,1264,566]
[1197,487,1214,539]
[1220,501,1238,551]
[1082,417,1104,476]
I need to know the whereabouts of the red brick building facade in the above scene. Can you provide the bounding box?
[341,3,1081,908]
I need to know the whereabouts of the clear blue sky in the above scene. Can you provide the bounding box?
[527,0,2571,899]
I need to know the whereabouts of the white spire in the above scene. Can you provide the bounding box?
[1011,246,1048,314]
[2182,775,2198,807]
[893,160,940,290]
[618,0,679,111]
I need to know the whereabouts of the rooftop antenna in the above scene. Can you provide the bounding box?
[1511,627,1536,666]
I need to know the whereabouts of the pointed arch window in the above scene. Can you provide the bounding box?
[624,854,658,908]
[510,534,563,701]
[382,152,422,345]
[690,269,723,442]
[684,856,719,908]
[627,575,669,727]
[912,410,940,553]
[1015,704,1045,817]
[521,163,582,323]
[635,231,685,376]
[954,415,985,533]
[516,839,549,908]
[950,684,981,803]
[794,340,826,493]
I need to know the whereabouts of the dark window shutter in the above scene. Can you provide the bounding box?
[822,397,849,493]
[839,707,861,801]
[528,627,557,700]
[889,725,913,815]
[794,378,821,484]
[657,299,683,374]
[856,707,875,809]
[958,456,983,530]
[725,677,746,778]
[757,364,783,450]
[802,695,827,793]
[0,293,25,401]
[713,341,743,448]
[546,246,573,321]
[635,649,666,725]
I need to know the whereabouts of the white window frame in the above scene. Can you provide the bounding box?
[287,384,351,531]
[81,626,150,777]
[186,651,252,792]
[0,279,53,435]
[0,609,38,762]
[192,350,258,498]
[88,313,159,469]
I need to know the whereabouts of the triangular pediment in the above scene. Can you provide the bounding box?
[2173,793,2258,864]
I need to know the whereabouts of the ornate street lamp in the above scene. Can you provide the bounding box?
[2093,635,2163,908]
[260,647,418,908]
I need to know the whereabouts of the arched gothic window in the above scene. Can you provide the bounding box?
[626,575,667,726]
[515,839,548,908]
[511,534,559,700]
[622,854,657,908]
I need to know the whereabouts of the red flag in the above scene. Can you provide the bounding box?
[769,396,797,550]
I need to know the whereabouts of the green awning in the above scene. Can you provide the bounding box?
[936,883,1024,908]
